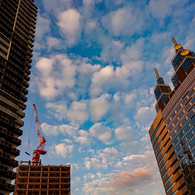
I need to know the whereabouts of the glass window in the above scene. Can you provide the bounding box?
[167,182,176,193]
[151,126,158,141]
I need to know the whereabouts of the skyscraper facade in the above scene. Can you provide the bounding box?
[149,38,195,195]
[0,0,37,194]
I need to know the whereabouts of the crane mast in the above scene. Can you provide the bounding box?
[32,104,47,165]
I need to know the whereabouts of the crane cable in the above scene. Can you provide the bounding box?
[25,108,34,157]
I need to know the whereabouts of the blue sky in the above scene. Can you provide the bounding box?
[16,0,195,194]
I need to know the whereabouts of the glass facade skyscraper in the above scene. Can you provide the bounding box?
[149,38,195,195]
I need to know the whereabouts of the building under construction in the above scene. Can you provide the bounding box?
[13,161,71,195]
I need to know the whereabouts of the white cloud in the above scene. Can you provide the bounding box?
[42,0,73,15]
[149,0,187,20]
[115,126,133,140]
[58,9,81,45]
[134,106,155,125]
[67,100,89,125]
[35,15,51,41]
[90,66,114,97]
[102,6,144,36]
[46,101,67,121]
[46,36,62,50]
[75,130,91,145]
[123,154,145,161]
[41,123,78,138]
[90,94,111,121]
[35,54,76,100]
[50,143,74,158]
[89,123,112,145]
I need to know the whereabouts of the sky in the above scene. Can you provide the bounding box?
[15,0,195,194]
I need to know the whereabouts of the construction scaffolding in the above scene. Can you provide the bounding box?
[13,161,71,195]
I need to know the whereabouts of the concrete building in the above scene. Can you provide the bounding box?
[149,37,195,195]
[0,0,37,194]
[13,162,71,195]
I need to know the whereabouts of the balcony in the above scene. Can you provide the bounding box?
[24,74,30,81]
[21,87,28,95]
[0,51,7,60]
[0,105,18,118]
[17,109,25,118]
[20,94,27,101]
[12,127,23,136]
[12,33,28,50]
[25,67,31,75]
[0,178,6,187]
[0,151,11,162]
[0,86,21,101]
[23,81,29,88]
[2,78,22,94]
[12,137,21,146]
[0,37,10,47]
[4,71,23,87]
[0,115,16,129]
[18,102,26,110]
[8,58,24,73]
[8,158,18,167]
[4,183,15,192]
[0,9,15,26]
[0,138,12,151]
[9,52,25,66]
[5,64,24,79]
[26,63,31,69]
[15,118,24,126]
[0,164,9,175]
[7,170,17,179]
[0,95,19,110]
[11,46,26,62]
[10,148,20,156]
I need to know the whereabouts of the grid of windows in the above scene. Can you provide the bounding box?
[160,94,170,105]
[172,74,179,87]
[182,57,195,72]
[154,85,162,101]
[172,51,184,70]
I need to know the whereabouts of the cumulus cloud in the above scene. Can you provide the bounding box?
[75,130,91,145]
[90,66,114,97]
[89,123,113,144]
[35,54,76,100]
[90,94,111,121]
[134,106,155,125]
[58,9,81,45]
[35,15,51,41]
[102,6,144,36]
[46,36,62,50]
[123,154,145,161]
[41,123,78,138]
[115,125,133,140]
[108,167,152,188]
[108,167,153,188]
[50,143,74,158]
[149,0,187,20]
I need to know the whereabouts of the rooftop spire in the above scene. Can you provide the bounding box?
[154,68,159,79]
[172,37,177,46]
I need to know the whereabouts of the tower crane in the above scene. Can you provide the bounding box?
[32,104,47,165]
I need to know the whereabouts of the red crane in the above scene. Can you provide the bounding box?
[32,104,47,165]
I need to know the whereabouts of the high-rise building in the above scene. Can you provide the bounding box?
[149,38,195,195]
[0,0,37,194]
[13,162,71,195]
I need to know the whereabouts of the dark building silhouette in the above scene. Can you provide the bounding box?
[0,0,37,194]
